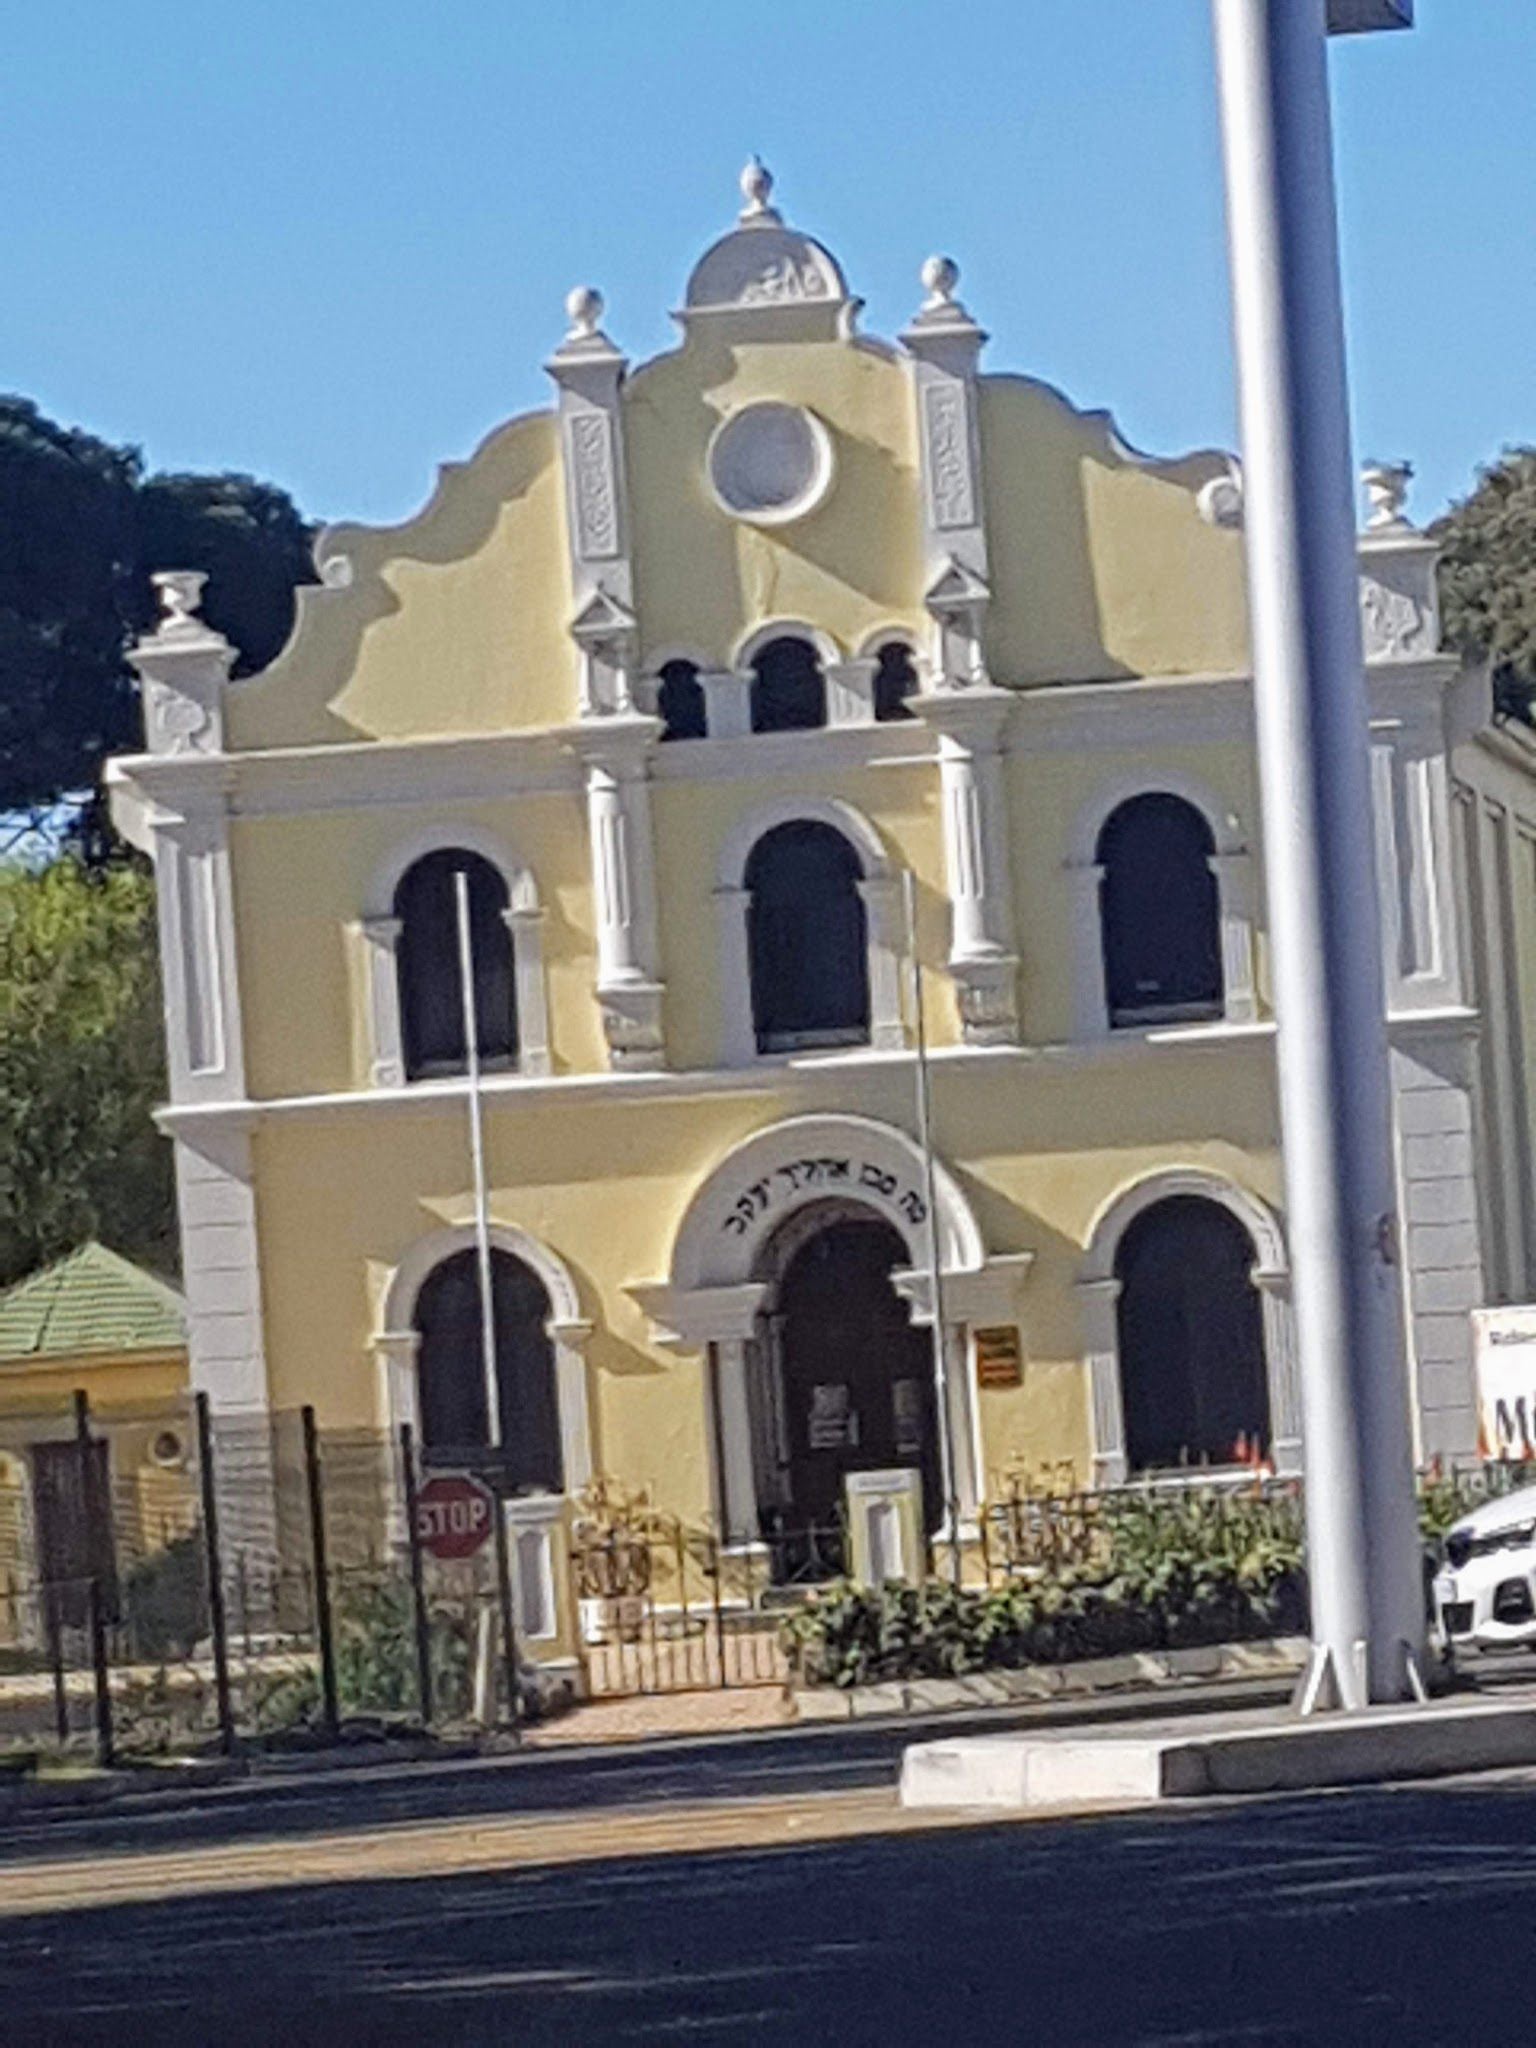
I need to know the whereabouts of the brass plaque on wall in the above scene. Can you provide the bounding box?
[974,1325,1023,1389]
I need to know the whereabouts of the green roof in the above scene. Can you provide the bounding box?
[0,1243,185,1365]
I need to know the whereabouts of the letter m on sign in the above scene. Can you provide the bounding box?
[1494,1397,1533,1458]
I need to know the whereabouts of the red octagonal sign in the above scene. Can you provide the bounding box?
[413,1472,495,1561]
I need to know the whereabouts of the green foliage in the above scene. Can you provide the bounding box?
[0,393,315,828]
[122,1533,209,1663]
[1434,447,1536,725]
[0,857,173,1285]
[250,1577,474,1734]
[782,1488,1309,1690]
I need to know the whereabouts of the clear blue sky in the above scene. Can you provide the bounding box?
[5,1,1530,529]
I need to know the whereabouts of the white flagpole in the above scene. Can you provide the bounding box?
[903,869,961,1582]
[454,869,501,1455]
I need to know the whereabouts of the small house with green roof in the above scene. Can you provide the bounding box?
[0,1246,193,1637]
[0,1243,188,1412]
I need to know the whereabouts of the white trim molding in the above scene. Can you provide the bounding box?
[380,1222,593,1495]
[358,825,553,1086]
[627,1113,992,1534]
[714,797,905,1066]
[1067,772,1260,1041]
[1077,1168,1298,1485]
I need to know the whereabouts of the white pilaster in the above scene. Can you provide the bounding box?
[1078,1276,1127,1488]
[1065,862,1109,1041]
[901,258,993,691]
[713,885,756,1067]
[912,687,1020,1044]
[1208,849,1261,1023]
[856,874,908,1051]
[711,1337,760,1544]
[1253,1268,1303,1474]
[504,893,554,1077]
[547,288,639,718]
[701,669,753,740]
[825,658,879,728]
[358,916,404,1086]
[566,718,666,1070]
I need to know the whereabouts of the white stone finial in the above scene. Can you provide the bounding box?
[153,569,209,634]
[565,285,604,340]
[920,254,960,310]
[1361,460,1414,533]
[738,155,779,223]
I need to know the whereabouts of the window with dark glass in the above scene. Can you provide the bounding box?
[1096,794,1223,1028]
[872,641,918,722]
[394,849,518,1080]
[749,636,826,733]
[1115,1196,1269,1472]
[745,820,869,1052]
[656,658,707,741]
[414,1248,563,1491]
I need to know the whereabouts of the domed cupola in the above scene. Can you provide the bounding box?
[679,159,856,340]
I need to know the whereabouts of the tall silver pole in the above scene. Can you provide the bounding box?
[1212,0,1423,1707]
[903,870,961,1581]
[454,869,501,1453]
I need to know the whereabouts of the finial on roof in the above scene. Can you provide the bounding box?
[920,254,961,312]
[153,569,209,634]
[564,285,605,341]
[738,155,780,224]
[1361,459,1414,532]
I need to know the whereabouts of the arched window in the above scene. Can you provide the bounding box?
[750,636,826,734]
[872,641,918,723]
[394,850,518,1081]
[414,1247,564,1491]
[745,821,870,1052]
[1097,794,1222,1028]
[1114,1195,1269,1472]
[656,659,707,742]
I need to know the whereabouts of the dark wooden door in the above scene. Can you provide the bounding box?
[775,1217,939,1537]
[32,1437,117,1630]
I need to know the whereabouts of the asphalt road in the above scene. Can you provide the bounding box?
[0,1674,1298,1864]
[7,1773,1536,2044]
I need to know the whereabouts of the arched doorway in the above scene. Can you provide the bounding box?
[752,1203,938,1569]
[414,1247,564,1492]
[1114,1195,1269,1472]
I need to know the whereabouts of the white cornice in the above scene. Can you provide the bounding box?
[155,1020,1284,1137]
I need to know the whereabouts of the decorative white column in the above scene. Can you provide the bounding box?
[701,669,753,740]
[1065,862,1110,1040]
[1208,849,1261,1022]
[358,916,404,1086]
[913,688,1021,1044]
[856,874,908,1050]
[713,885,757,1066]
[1078,1276,1128,1488]
[710,1337,760,1544]
[546,288,640,718]
[567,720,667,1070]
[548,1317,595,1494]
[826,658,879,728]
[504,892,554,1078]
[1252,1268,1304,1475]
[901,258,993,691]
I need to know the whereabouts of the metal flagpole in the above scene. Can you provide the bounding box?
[903,869,962,1584]
[1211,0,1424,1707]
[454,870,501,1455]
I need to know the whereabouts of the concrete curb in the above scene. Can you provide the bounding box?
[792,1636,1310,1722]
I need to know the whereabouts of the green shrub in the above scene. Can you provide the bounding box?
[121,1533,209,1663]
[783,1487,1309,1690]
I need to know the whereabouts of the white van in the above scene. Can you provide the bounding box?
[1432,1481,1536,1652]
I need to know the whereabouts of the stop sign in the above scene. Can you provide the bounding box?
[413,1472,495,1561]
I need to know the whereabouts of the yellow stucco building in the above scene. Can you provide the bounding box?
[107,164,1536,1570]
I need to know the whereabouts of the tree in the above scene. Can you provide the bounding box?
[0,394,316,835]
[1434,447,1536,724]
[0,857,175,1287]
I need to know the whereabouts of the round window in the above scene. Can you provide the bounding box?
[706,403,834,526]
